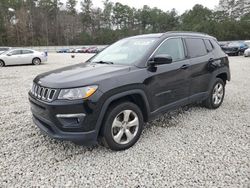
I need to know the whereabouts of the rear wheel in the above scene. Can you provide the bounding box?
[0,60,4,67]
[203,78,225,109]
[32,58,41,65]
[101,102,144,151]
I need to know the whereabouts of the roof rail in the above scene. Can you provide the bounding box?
[165,31,209,36]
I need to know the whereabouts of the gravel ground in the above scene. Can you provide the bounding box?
[0,54,249,187]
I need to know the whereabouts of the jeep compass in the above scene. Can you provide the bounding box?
[29,32,230,150]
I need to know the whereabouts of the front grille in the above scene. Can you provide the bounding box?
[31,83,57,102]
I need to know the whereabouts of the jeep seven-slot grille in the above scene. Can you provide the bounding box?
[31,83,57,102]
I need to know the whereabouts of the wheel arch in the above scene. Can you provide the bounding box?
[216,72,228,84]
[96,89,150,136]
[32,57,41,63]
[0,59,5,66]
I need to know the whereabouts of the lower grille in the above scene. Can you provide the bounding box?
[31,83,57,102]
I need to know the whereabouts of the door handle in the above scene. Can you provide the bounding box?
[180,64,190,70]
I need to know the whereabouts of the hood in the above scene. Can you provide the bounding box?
[34,63,131,88]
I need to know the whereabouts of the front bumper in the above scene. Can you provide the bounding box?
[29,93,100,145]
[32,114,97,145]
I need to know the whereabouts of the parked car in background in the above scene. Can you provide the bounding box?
[68,48,75,53]
[75,47,87,53]
[218,41,229,48]
[221,42,249,56]
[0,47,11,54]
[86,47,99,53]
[29,32,230,150]
[57,48,69,53]
[244,48,250,57]
[0,49,47,67]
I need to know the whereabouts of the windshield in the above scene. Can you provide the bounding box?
[89,37,157,65]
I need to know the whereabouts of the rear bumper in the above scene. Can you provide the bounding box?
[41,56,48,62]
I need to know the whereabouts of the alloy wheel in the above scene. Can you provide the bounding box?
[111,110,139,145]
[33,58,41,65]
[212,83,224,105]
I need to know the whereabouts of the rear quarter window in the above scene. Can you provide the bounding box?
[22,50,34,54]
[185,38,207,58]
[204,39,213,52]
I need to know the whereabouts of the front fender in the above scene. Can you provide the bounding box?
[95,87,150,137]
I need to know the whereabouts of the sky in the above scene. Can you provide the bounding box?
[71,0,220,14]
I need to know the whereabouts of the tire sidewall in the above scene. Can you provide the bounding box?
[33,58,41,65]
[103,102,144,151]
[209,78,225,109]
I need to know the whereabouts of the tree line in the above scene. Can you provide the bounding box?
[0,0,249,46]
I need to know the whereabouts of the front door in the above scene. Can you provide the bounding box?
[145,37,191,113]
[6,50,22,65]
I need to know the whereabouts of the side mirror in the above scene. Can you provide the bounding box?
[7,53,12,56]
[149,54,172,66]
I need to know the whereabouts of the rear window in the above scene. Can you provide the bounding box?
[185,38,207,58]
[204,39,213,52]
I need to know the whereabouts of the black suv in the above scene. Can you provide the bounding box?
[29,32,230,150]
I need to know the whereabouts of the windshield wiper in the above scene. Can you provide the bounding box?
[93,61,114,65]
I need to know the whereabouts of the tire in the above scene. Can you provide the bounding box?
[32,58,41,65]
[100,102,144,151]
[203,78,225,109]
[0,60,4,67]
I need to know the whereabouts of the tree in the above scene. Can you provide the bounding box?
[102,0,113,29]
[80,0,93,32]
[66,0,77,15]
[0,0,250,46]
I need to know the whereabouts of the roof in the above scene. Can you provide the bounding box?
[130,33,164,38]
[130,31,214,39]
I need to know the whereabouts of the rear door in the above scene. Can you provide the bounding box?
[184,38,213,101]
[146,37,191,112]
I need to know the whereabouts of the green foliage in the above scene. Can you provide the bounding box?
[66,0,77,15]
[0,1,250,46]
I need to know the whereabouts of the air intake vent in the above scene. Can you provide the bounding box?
[31,83,57,102]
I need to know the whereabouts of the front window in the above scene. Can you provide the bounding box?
[154,38,185,62]
[89,37,157,65]
[8,50,22,55]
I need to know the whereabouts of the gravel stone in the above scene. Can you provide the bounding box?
[0,54,249,187]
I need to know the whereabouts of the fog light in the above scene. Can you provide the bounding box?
[56,114,86,128]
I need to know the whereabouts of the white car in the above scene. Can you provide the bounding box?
[244,48,250,57]
[0,49,47,67]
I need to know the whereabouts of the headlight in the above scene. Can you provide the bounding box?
[58,85,98,100]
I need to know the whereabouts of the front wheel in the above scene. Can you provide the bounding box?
[0,60,4,67]
[101,102,144,151]
[203,78,225,109]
